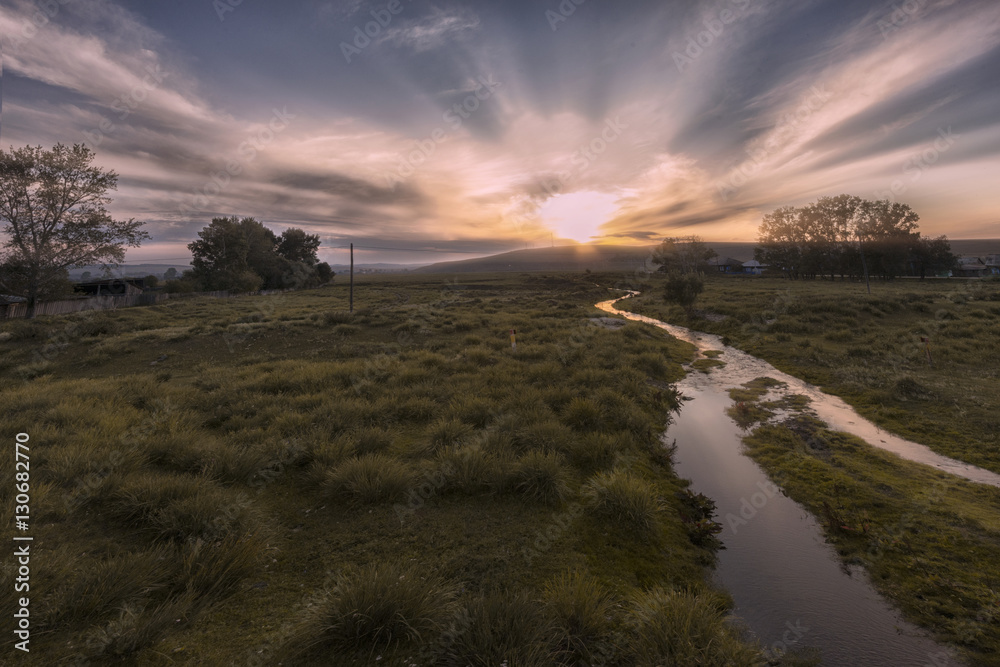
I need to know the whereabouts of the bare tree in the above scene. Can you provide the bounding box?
[0,144,149,317]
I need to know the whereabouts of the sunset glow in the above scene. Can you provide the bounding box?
[2,0,997,264]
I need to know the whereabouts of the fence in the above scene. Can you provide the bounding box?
[0,288,290,320]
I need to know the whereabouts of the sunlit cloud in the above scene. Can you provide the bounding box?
[2,0,998,264]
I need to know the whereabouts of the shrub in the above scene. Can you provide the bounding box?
[585,470,662,537]
[324,454,414,504]
[284,563,455,657]
[628,588,762,666]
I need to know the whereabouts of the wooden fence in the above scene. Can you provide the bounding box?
[0,289,290,320]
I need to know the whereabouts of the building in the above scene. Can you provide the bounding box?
[707,257,745,273]
[954,257,987,278]
[985,255,1000,276]
[740,260,767,275]
[73,278,148,296]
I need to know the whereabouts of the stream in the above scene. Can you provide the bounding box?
[596,294,993,666]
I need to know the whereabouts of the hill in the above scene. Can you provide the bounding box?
[413,240,999,274]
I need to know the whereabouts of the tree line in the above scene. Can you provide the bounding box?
[0,143,333,318]
[754,195,957,280]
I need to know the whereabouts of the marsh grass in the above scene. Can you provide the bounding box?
[441,589,558,667]
[0,274,757,664]
[508,450,571,506]
[544,572,618,663]
[323,453,415,504]
[628,588,762,667]
[284,563,455,658]
[586,470,663,538]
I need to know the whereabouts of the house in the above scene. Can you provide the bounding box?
[73,278,147,296]
[954,257,987,278]
[707,257,744,273]
[741,260,767,275]
[985,255,1000,276]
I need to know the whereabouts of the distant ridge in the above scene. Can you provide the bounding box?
[412,245,658,274]
[413,240,1000,274]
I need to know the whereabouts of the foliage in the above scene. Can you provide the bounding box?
[755,195,956,280]
[0,143,149,316]
[663,271,704,311]
[651,236,717,274]
[183,216,330,292]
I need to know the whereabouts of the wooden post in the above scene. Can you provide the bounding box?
[349,243,354,313]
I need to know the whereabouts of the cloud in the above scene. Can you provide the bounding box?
[377,7,481,52]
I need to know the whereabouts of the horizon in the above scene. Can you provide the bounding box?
[3,0,999,264]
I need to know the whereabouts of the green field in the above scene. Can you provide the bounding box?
[1,274,809,666]
[617,275,1000,474]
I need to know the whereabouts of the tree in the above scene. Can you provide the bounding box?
[315,262,335,284]
[757,196,931,282]
[143,274,159,289]
[755,206,806,279]
[0,144,149,317]
[81,271,92,281]
[652,236,717,274]
[189,216,329,292]
[664,271,704,312]
[164,267,178,280]
[909,235,957,279]
[276,228,321,265]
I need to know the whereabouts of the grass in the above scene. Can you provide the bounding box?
[618,275,1000,473]
[283,562,456,659]
[586,469,664,538]
[628,588,765,667]
[1,273,782,664]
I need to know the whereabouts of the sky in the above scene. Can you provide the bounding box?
[2,0,999,265]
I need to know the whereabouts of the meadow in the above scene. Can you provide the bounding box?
[0,274,811,666]
[617,275,1000,473]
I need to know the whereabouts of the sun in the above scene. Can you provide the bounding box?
[538,190,621,244]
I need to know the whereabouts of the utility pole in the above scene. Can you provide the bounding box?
[349,243,354,313]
